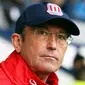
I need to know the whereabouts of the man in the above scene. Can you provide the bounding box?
[0,2,80,85]
[70,54,85,80]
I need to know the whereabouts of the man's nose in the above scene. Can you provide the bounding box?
[46,34,57,50]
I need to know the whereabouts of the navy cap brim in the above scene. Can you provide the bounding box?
[28,15,80,36]
[15,3,80,36]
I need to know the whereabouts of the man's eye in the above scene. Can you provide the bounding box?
[39,30,48,35]
[57,35,67,40]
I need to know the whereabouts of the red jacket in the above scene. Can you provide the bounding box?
[0,51,59,85]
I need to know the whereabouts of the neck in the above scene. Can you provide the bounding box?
[35,72,50,83]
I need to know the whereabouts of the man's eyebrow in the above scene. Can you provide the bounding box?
[57,31,67,33]
[56,31,70,36]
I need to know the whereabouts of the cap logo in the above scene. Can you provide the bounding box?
[47,3,63,16]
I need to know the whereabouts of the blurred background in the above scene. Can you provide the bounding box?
[0,0,85,85]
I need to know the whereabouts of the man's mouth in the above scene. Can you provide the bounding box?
[41,55,59,60]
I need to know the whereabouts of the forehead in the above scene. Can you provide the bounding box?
[39,19,69,33]
[44,25,66,32]
[35,24,67,33]
[24,22,68,34]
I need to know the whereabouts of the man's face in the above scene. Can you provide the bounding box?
[20,25,68,73]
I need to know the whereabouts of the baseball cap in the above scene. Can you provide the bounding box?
[15,2,80,36]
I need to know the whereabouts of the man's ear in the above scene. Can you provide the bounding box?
[11,33,23,53]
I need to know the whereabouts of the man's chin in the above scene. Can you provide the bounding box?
[37,65,59,73]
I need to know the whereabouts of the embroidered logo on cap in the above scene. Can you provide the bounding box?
[47,3,63,16]
[29,79,37,85]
